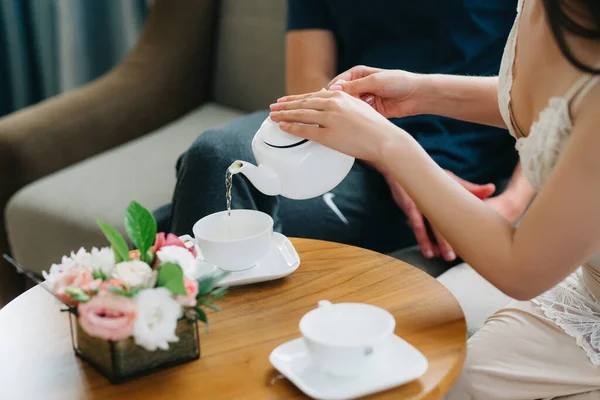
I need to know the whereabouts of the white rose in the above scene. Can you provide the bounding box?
[43,258,78,289]
[133,288,181,351]
[44,247,118,288]
[43,247,94,288]
[89,247,116,277]
[113,260,156,289]
[156,246,199,278]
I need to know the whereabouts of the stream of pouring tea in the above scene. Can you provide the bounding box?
[226,169,233,217]
[226,162,243,217]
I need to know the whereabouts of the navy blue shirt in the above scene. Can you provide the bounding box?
[287,0,518,184]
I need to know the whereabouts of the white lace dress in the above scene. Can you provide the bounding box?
[498,0,600,367]
[447,1,600,398]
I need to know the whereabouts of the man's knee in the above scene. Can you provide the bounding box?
[177,130,220,177]
[177,128,248,179]
[177,112,267,176]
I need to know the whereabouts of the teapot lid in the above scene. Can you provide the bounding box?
[259,118,308,148]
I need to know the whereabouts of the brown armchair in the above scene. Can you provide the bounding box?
[1,0,286,308]
[0,0,217,307]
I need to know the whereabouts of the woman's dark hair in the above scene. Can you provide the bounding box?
[543,0,600,74]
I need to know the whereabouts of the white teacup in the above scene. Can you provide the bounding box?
[192,210,273,272]
[299,301,395,377]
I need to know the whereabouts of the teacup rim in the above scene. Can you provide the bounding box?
[299,302,396,348]
[192,209,274,243]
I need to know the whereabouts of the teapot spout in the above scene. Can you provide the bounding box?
[232,161,281,196]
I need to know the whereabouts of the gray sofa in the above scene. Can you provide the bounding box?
[3,0,510,332]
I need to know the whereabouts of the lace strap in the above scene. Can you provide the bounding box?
[564,61,600,114]
[570,75,600,114]
[508,102,526,139]
[504,0,526,138]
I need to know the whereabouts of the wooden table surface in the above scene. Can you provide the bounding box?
[0,239,466,400]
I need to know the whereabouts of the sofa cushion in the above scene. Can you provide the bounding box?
[5,103,244,274]
[212,0,286,112]
[437,263,512,336]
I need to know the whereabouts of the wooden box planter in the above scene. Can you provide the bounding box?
[69,314,200,384]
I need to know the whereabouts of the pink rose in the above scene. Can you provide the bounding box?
[155,233,197,258]
[176,277,199,307]
[53,267,102,305]
[78,292,137,341]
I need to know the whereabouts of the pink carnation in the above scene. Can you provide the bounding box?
[78,292,137,341]
[176,277,199,307]
[155,233,197,257]
[53,267,102,305]
[99,279,125,292]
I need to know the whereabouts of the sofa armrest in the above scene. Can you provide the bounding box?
[0,0,216,203]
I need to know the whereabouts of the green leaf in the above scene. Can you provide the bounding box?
[193,307,210,333]
[194,307,208,323]
[97,220,130,262]
[125,201,157,257]
[143,250,155,266]
[198,298,221,312]
[210,286,229,301]
[107,286,141,298]
[196,277,217,297]
[156,263,187,295]
[108,286,127,296]
[196,272,229,297]
[64,287,91,303]
[113,247,124,263]
[92,269,107,281]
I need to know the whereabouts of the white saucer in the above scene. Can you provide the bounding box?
[193,233,300,287]
[269,335,428,400]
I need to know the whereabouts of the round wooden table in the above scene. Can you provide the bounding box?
[0,239,466,399]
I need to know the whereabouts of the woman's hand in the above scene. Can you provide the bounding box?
[327,66,422,118]
[269,90,405,162]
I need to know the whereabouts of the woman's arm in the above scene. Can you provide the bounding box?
[330,68,506,129]
[270,89,600,300]
[286,30,337,95]
[380,90,600,300]
[416,74,506,129]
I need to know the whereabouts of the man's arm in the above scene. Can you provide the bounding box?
[285,0,337,95]
[485,163,535,224]
[286,30,336,95]
[379,161,532,262]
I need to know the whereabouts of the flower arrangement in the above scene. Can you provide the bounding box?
[43,201,227,353]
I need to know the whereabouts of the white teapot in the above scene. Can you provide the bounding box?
[232,117,354,200]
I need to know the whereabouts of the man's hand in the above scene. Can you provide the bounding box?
[385,171,496,261]
[483,193,528,225]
